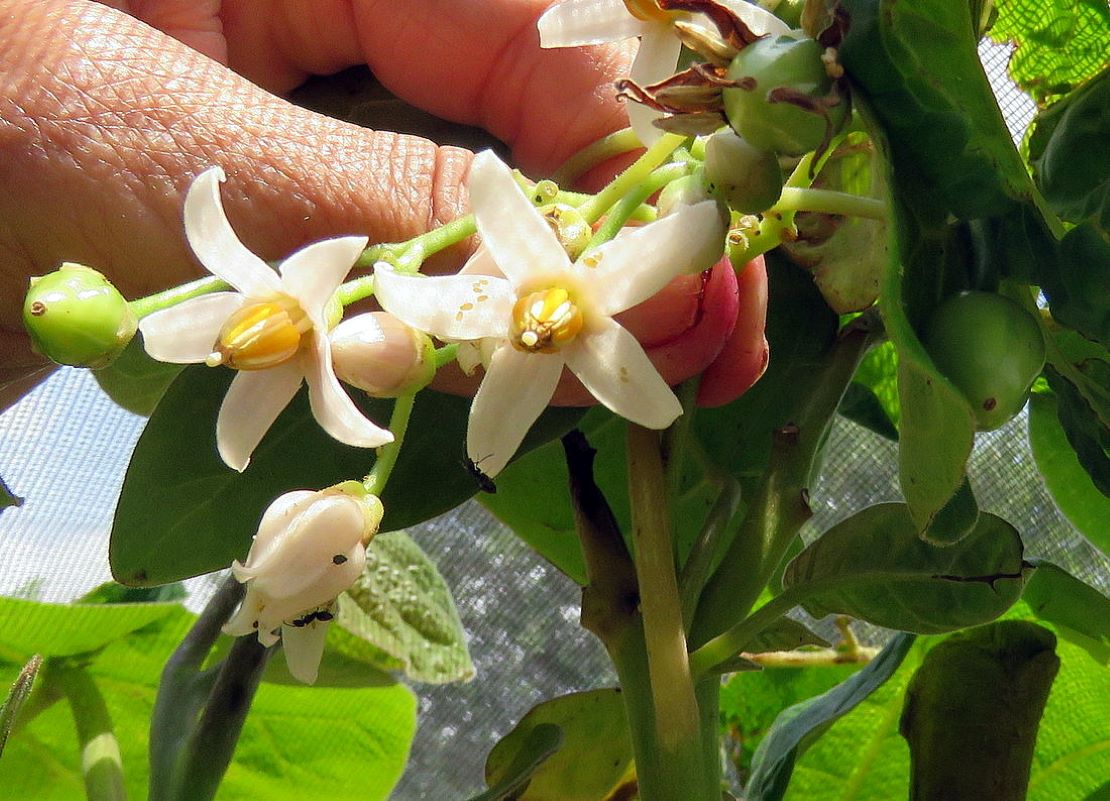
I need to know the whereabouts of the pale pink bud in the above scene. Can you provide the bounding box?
[330,312,435,397]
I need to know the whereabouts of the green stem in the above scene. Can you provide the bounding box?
[49,663,127,801]
[585,162,692,252]
[576,133,687,224]
[552,127,642,186]
[353,213,478,273]
[679,477,743,632]
[689,319,877,650]
[626,424,705,791]
[129,276,228,319]
[776,187,888,220]
[363,393,417,495]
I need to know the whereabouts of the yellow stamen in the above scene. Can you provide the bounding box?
[210,296,312,370]
[510,288,584,354]
[623,0,671,23]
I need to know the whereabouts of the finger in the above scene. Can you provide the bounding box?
[217,0,636,174]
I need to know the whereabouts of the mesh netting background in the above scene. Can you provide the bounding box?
[0,41,1104,800]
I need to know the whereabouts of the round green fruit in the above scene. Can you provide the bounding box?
[722,35,847,157]
[703,129,783,213]
[923,291,1045,431]
[23,263,137,368]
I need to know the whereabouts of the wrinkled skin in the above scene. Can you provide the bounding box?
[0,0,766,410]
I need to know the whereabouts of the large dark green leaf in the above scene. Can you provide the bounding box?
[1042,222,1110,349]
[110,365,580,586]
[900,620,1059,801]
[745,633,916,801]
[783,504,1028,633]
[93,337,183,416]
[989,0,1110,106]
[1029,391,1110,552]
[1028,66,1110,231]
[0,475,21,516]
[839,0,1036,220]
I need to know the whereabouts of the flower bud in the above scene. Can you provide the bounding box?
[223,482,384,683]
[537,203,592,260]
[656,170,714,219]
[330,312,436,397]
[704,129,784,214]
[23,263,137,368]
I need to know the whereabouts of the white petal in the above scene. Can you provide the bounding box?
[467,345,563,478]
[626,25,683,146]
[716,0,792,36]
[138,292,246,363]
[305,335,394,449]
[279,235,368,322]
[458,245,503,278]
[183,167,282,296]
[216,361,304,472]
[222,588,265,637]
[538,0,649,47]
[373,265,513,341]
[240,490,319,570]
[576,201,722,314]
[468,152,572,288]
[565,318,681,428]
[281,617,332,684]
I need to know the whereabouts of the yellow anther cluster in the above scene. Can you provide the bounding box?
[510,287,583,353]
[207,296,312,370]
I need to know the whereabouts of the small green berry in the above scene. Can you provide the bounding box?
[23,263,137,368]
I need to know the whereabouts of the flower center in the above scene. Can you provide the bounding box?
[510,288,583,354]
[623,0,671,22]
[206,296,312,370]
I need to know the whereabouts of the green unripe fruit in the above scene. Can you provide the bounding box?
[656,171,714,218]
[923,291,1046,431]
[722,36,847,157]
[537,203,591,261]
[23,263,137,368]
[703,129,784,213]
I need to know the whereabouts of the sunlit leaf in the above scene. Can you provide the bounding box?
[484,689,633,801]
[336,530,474,684]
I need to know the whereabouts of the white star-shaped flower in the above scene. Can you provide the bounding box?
[374,151,723,477]
[138,167,393,471]
[538,0,790,144]
[223,484,384,684]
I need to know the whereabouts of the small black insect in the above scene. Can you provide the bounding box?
[463,455,497,494]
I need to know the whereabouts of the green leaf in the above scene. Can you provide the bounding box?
[1029,391,1110,552]
[335,530,474,684]
[839,0,1036,220]
[0,474,22,514]
[1021,560,1110,662]
[484,689,633,801]
[1043,221,1110,349]
[93,337,183,416]
[468,724,564,801]
[745,633,916,801]
[989,0,1110,105]
[851,339,900,427]
[696,253,839,481]
[783,504,1028,633]
[1044,361,1110,496]
[110,365,581,585]
[720,660,862,785]
[838,382,898,441]
[900,620,1060,801]
[1028,66,1110,230]
[0,595,178,662]
[0,655,41,759]
[0,608,417,801]
[919,475,980,547]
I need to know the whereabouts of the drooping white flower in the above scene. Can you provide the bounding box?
[223,483,385,684]
[374,150,724,478]
[138,167,393,471]
[537,0,790,145]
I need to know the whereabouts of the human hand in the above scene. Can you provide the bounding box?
[0,0,759,408]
